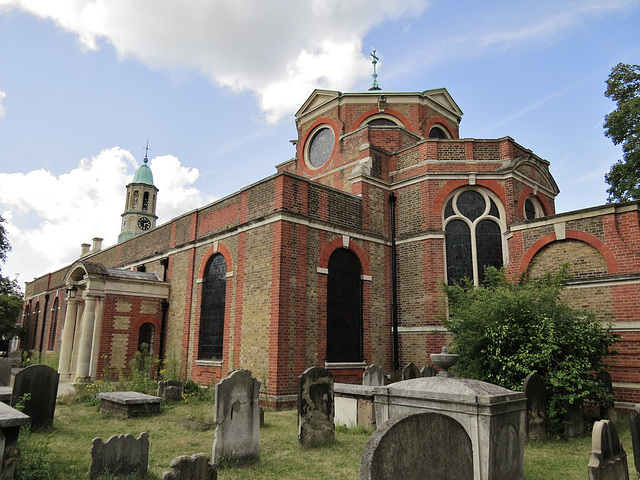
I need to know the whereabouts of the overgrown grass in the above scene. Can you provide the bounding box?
[15,400,639,480]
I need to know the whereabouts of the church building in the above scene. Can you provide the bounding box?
[20,83,640,409]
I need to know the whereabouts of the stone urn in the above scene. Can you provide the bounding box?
[430,346,459,377]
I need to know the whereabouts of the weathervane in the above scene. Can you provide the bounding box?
[143,139,150,163]
[369,49,381,91]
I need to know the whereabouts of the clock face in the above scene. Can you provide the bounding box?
[137,217,151,231]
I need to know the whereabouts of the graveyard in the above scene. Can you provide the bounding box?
[12,396,637,480]
[0,361,634,479]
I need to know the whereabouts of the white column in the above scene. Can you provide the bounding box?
[58,298,78,381]
[75,295,97,379]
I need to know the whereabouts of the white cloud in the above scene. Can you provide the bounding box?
[0,90,6,118]
[0,147,206,285]
[0,0,427,122]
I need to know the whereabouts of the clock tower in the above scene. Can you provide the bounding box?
[118,156,159,243]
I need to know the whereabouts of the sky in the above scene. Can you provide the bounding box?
[0,0,639,288]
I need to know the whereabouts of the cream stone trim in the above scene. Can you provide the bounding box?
[361,275,372,281]
[195,359,223,368]
[395,233,445,245]
[553,222,566,240]
[325,362,367,369]
[342,235,350,248]
[317,267,329,275]
[396,326,450,333]
[511,202,640,231]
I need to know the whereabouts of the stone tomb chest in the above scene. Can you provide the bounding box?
[373,377,526,480]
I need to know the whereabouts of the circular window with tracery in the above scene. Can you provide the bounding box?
[306,126,335,168]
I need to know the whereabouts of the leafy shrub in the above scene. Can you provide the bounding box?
[442,265,616,435]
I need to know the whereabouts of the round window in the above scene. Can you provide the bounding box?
[307,127,335,168]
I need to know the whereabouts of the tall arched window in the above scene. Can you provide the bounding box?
[444,189,505,285]
[142,192,149,210]
[22,305,31,347]
[48,298,59,351]
[32,302,40,349]
[327,248,363,362]
[199,254,227,360]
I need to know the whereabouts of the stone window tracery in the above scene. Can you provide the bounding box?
[444,188,505,285]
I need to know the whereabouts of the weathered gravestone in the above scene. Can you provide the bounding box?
[298,366,334,447]
[360,411,473,480]
[523,372,547,441]
[588,420,629,480]
[0,401,30,480]
[628,405,640,479]
[212,369,260,465]
[89,432,149,480]
[598,371,616,422]
[362,365,384,387]
[7,351,20,369]
[421,365,437,377]
[162,453,217,480]
[402,362,420,380]
[0,358,12,386]
[11,364,59,428]
[98,391,162,418]
[158,379,185,402]
[564,398,584,437]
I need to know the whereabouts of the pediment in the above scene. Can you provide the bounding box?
[513,157,559,195]
[296,89,341,119]
[422,88,463,118]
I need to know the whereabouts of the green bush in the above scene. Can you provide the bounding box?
[442,265,616,435]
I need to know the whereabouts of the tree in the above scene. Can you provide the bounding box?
[441,266,616,434]
[604,63,640,201]
[0,216,23,340]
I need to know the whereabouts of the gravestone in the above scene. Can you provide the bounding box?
[0,401,31,479]
[588,420,629,480]
[628,405,640,478]
[421,365,437,377]
[402,362,420,380]
[98,391,162,418]
[564,398,584,437]
[523,372,547,441]
[7,351,20,369]
[11,364,59,428]
[597,371,616,421]
[212,369,260,465]
[362,365,384,386]
[158,379,185,402]
[360,412,473,480]
[89,432,149,480]
[0,358,12,386]
[162,453,217,480]
[298,366,334,447]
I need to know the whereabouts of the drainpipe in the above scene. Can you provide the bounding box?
[158,298,169,376]
[389,192,400,376]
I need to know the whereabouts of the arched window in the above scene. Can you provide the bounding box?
[444,189,505,285]
[133,190,139,209]
[138,322,155,353]
[32,302,40,349]
[199,254,227,360]
[429,126,448,139]
[142,192,149,211]
[327,248,363,362]
[524,196,544,220]
[48,298,59,351]
[22,305,31,347]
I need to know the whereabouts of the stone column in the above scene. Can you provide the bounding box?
[75,295,97,379]
[58,297,79,381]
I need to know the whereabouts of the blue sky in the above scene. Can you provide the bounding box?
[0,0,638,286]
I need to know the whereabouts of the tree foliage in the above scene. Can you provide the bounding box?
[0,216,23,339]
[442,266,616,434]
[604,63,640,201]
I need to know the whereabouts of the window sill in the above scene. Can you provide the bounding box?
[195,360,223,368]
[325,362,367,369]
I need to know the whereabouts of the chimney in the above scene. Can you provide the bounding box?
[92,237,103,252]
[80,243,91,257]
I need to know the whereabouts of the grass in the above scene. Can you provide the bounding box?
[15,398,639,480]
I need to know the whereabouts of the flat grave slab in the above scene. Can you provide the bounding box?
[0,386,12,405]
[97,392,162,418]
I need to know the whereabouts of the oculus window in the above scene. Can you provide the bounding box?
[326,248,363,362]
[444,189,505,285]
[306,126,335,168]
[199,253,227,360]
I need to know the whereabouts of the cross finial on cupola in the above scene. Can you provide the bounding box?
[144,138,150,163]
[369,49,381,91]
